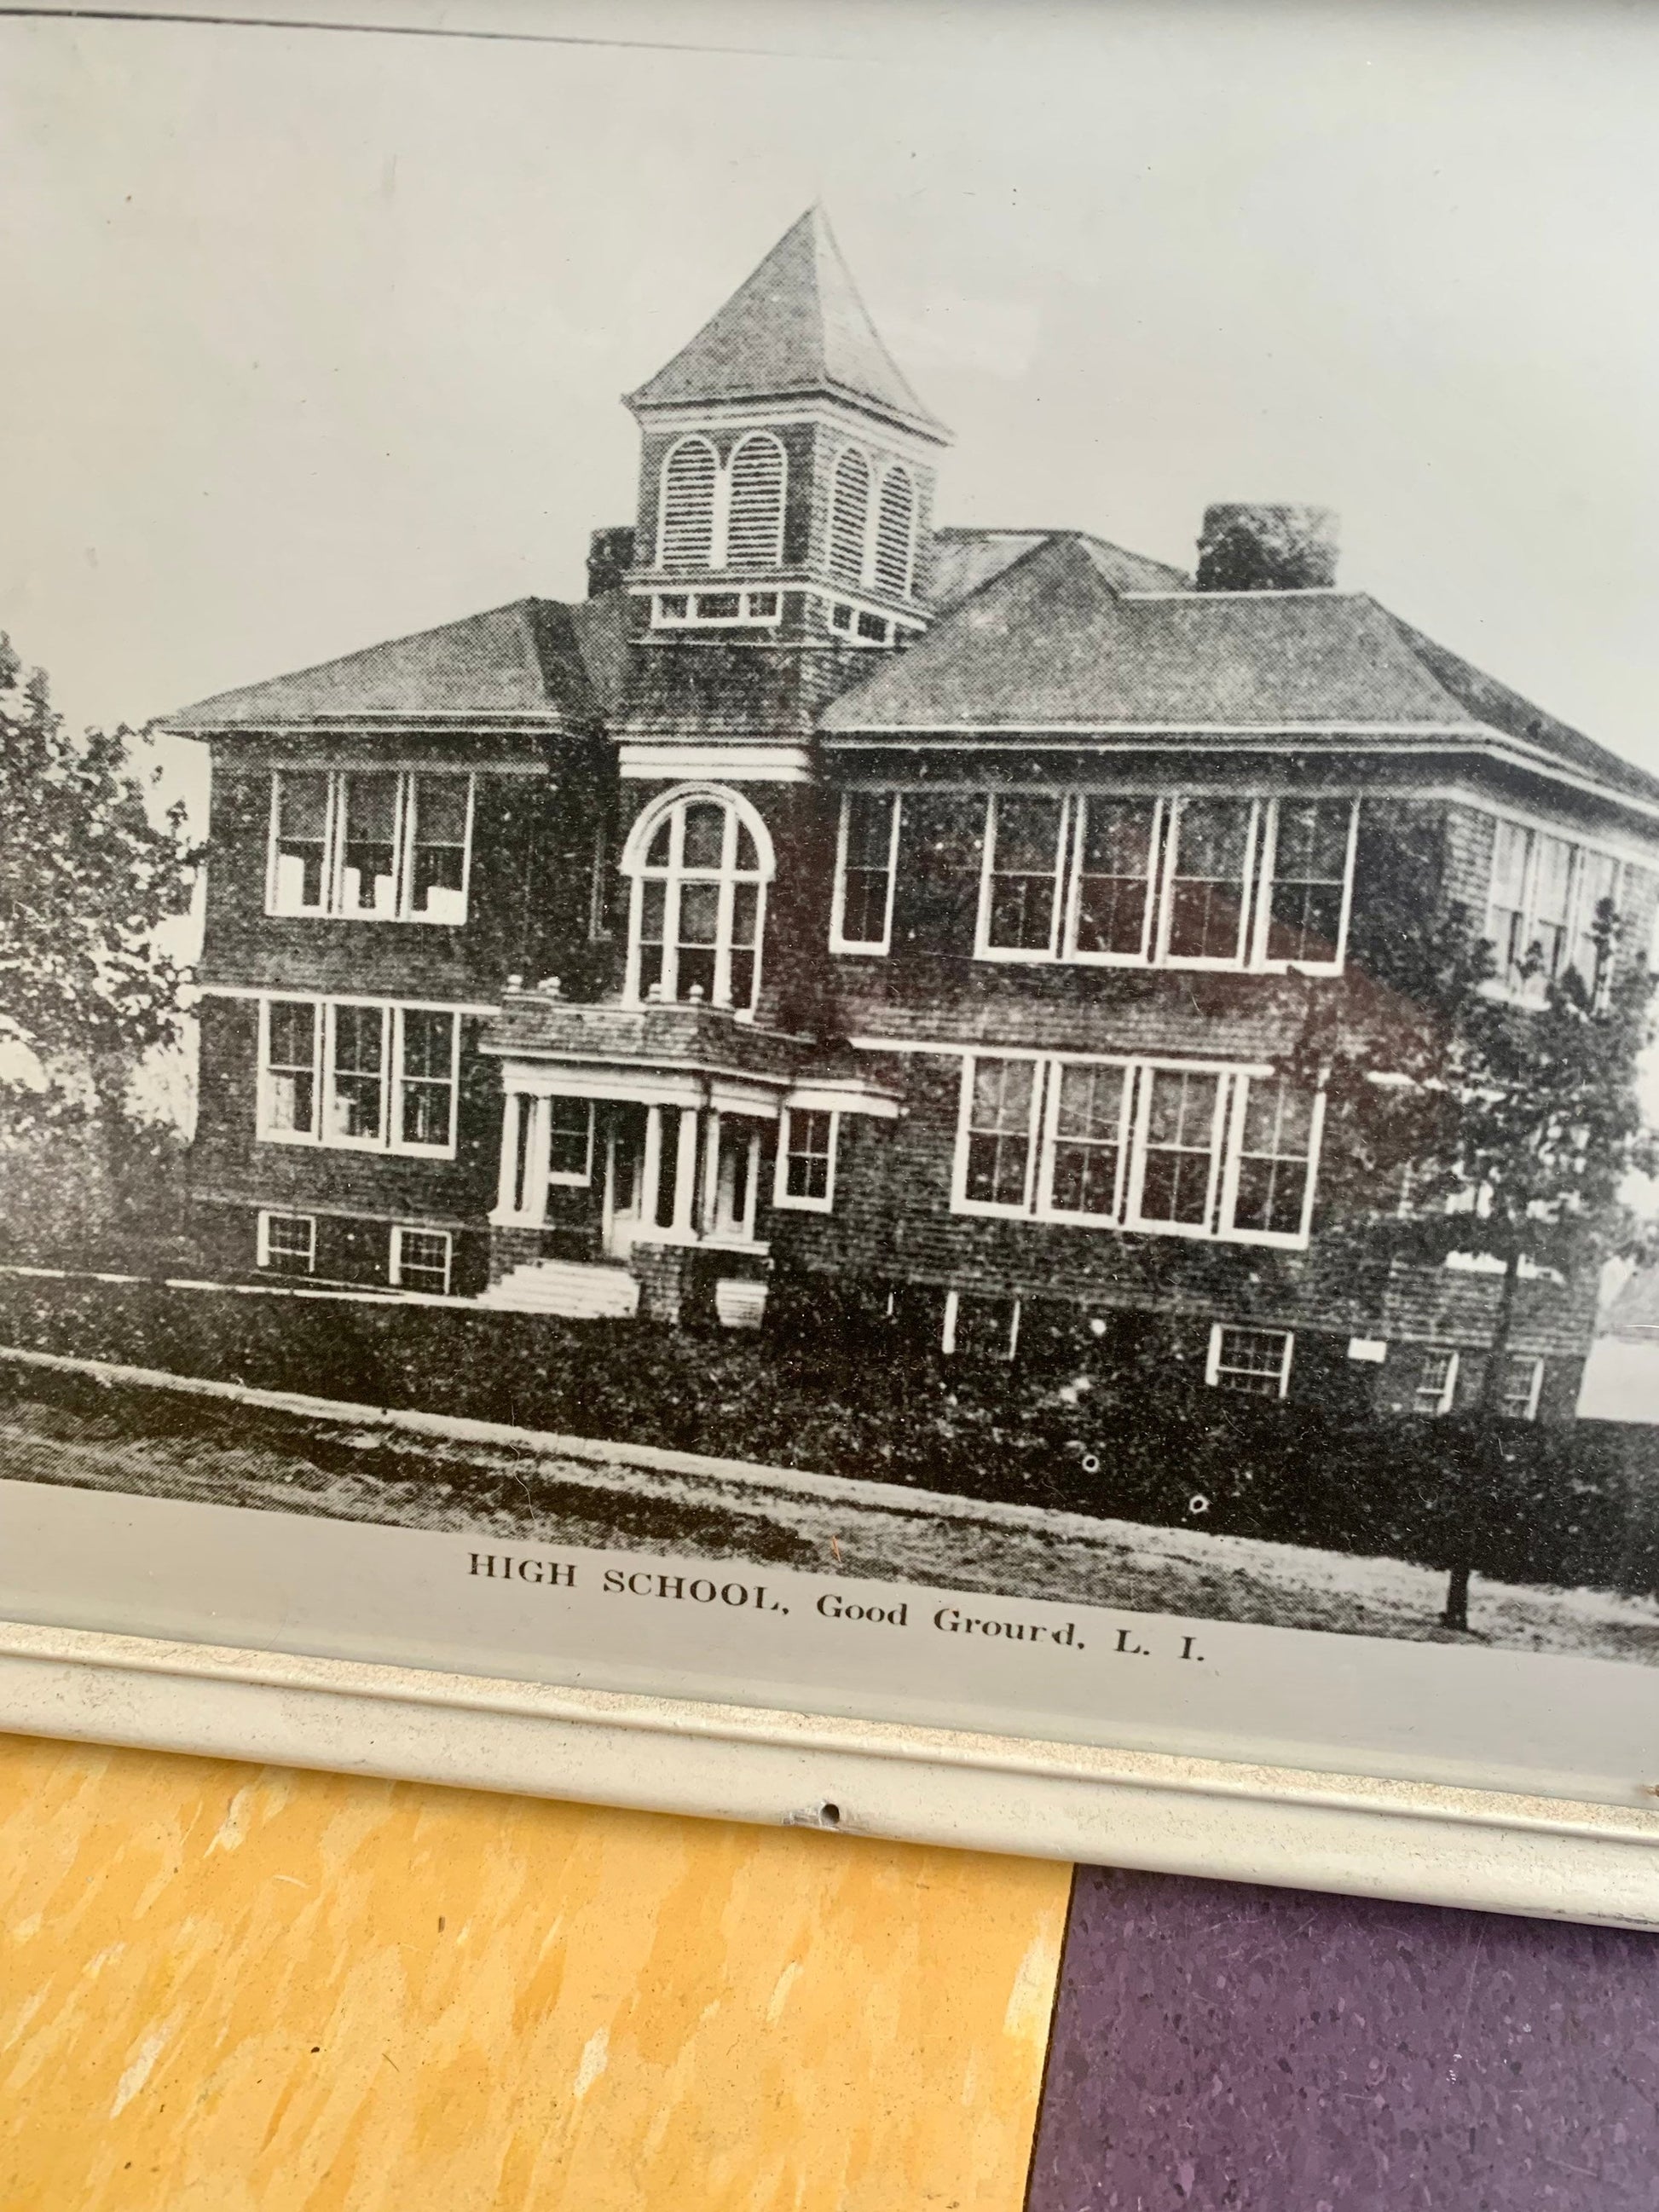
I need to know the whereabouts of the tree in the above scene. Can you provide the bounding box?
[1288,810,1659,1629]
[0,637,199,1258]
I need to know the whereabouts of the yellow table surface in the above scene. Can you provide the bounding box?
[0,1734,1071,2211]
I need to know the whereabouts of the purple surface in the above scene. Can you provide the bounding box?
[1027,1868,1659,2211]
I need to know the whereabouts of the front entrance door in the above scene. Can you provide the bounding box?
[602,1104,648,1259]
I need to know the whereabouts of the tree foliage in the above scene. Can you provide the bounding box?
[0,638,198,1100]
[0,638,199,1257]
[1290,808,1659,1313]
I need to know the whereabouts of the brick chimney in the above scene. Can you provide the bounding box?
[1195,504,1338,592]
[587,526,637,598]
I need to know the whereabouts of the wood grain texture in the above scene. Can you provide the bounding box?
[0,1733,1069,2212]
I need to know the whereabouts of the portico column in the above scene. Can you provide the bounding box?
[673,1106,701,1236]
[641,1105,663,1227]
[700,1110,723,1235]
[494,1090,524,1219]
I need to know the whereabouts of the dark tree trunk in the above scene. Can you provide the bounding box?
[1442,1250,1521,1632]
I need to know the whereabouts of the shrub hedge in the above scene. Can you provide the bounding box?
[0,1268,1654,1597]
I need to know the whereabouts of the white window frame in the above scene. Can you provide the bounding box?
[1124,1061,1233,1239]
[1156,794,1264,973]
[941,1290,1021,1360]
[1483,815,1627,1003]
[650,589,783,629]
[543,1096,597,1189]
[970,791,1357,976]
[390,1225,454,1297]
[1250,798,1359,976]
[257,1210,315,1275]
[257,997,460,1160]
[1061,794,1165,969]
[1205,1322,1295,1400]
[773,1106,839,1213]
[830,791,903,954]
[257,996,325,1146]
[267,771,475,925]
[975,793,1076,964]
[1500,1353,1545,1422]
[621,785,774,1014]
[1414,1348,1460,1417]
[950,1052,1322,1250]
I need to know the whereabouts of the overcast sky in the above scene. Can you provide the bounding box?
[4,0,1659,793]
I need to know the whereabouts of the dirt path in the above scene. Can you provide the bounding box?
[3,1383,1657,1664]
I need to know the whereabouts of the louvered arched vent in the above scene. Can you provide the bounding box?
[830,448,872,586]
[658,437,719,570]
[725,434,786,567]
[874,465,916,597]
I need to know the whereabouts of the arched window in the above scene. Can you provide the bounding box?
[725,433,786,568]
[829,447,872,586]
[626,789,772,1012]
[658,436,719,571]
[874,465,916,597]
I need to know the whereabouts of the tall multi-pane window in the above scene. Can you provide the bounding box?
[1165,800,1253,963]
[259,1000,455,1155]
[954,1055,1319,1248]
[962,1059,1038,1210]
[874,465,916,595]
[328,1003,388,1142]
[264,999,318,1136]
[984,795,1066,954]
[629,793,768,1011]
[271,773,331,913]
[407,776,470,921]
[658,436,720,570]
[1569,850,1621,996]
[724,434,787,567]
[268,771,473,922]
[1230,1077,1316,1239]
[1072,799,1159,960]
[830,448,872,586]
[1485,818,1626,1000]
[1488,821,1532,984]
[1531,835,1575,985]
[1046,1063,1127,1219]
[833,793,901,950]
[396,1009,457,1150]
[1263,800,1351,967]
[338,773,400,916]
[1136,1068,1222,1227]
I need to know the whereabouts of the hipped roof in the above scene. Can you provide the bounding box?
[165,595,629,731]
[821,533,1659,808]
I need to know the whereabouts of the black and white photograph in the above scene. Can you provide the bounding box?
[6,0,1659,1850]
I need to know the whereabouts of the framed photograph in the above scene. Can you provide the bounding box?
[5,0,1659,1927]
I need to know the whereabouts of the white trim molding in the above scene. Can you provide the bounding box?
[3,1618,1657,1928]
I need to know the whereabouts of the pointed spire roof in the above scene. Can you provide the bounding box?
[626,206,950,443]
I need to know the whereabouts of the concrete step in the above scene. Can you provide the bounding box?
[478,1260,640,1320]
